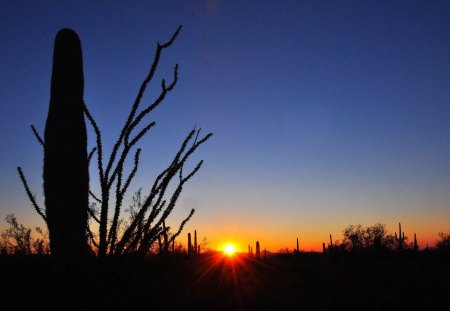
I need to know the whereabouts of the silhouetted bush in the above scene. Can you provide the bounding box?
[436,232,450,251]
[342,223,403,253]
[0,214,49,255]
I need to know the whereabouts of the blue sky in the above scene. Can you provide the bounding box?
[1,1,449,250]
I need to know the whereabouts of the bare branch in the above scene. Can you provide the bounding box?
[193,127,201,145]
[87,224,98,249]
[31,125,44,147]
[88,147,97,164]
[125,64,178,140]
[168,209,195,246]
[127,130,210,253]
[127,121,156,148]
[84,101,111,256]
[88,206,100,224]
[89,191,102,204]
[114,167,171,254]
[107,146,127,252]
[105,26,182,183]
[107,122,155,190]
[158,25,182,49]
[137,158,204,254]
[17,167,46,223]
[83,102,104,186]
[181,132,213,165]
[121,148,141,197]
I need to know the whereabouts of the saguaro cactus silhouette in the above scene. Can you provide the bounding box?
[194,230,198,255]
[44,28,89,258]
[188,232,192,255]
[256,241,261,258]
[395,222,405,251]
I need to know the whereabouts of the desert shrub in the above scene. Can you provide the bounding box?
[0,239,7,255]
[436,232,450,251]
[342,223,399,252]
[278,248,292,254]
[0,214,50,255]
[33,226,50,255]
[1,214,32,255]
[342,224,364,252]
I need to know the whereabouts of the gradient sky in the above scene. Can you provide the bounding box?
[1,1,449,252]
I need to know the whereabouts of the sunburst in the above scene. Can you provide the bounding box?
[223,243,236,256]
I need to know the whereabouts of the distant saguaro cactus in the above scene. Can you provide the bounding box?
[414,233,418,251]
[194,230,197,255]
[188,232,192,255]
[44,28,89,259]
[256,241,260,258]
[395,222,405,251]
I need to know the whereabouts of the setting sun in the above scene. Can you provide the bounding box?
[223,244,236,256]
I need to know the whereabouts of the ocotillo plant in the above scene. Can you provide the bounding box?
[84,26,212,258]
[395,222,405,251]
[43,28,89,259]
[256,241,261,258]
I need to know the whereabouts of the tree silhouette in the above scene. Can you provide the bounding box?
[342,224,364,252]
[342,223,398,252]
[436,232,450,251]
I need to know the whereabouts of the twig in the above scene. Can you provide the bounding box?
[17,167,46,222]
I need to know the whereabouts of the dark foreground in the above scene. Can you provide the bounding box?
[1,251,449,310]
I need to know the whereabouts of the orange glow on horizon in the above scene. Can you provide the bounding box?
[205,232,440,254]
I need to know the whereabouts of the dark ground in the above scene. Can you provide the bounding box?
[1,251,449,310]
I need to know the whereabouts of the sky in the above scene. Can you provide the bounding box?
[0,0,449,252]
